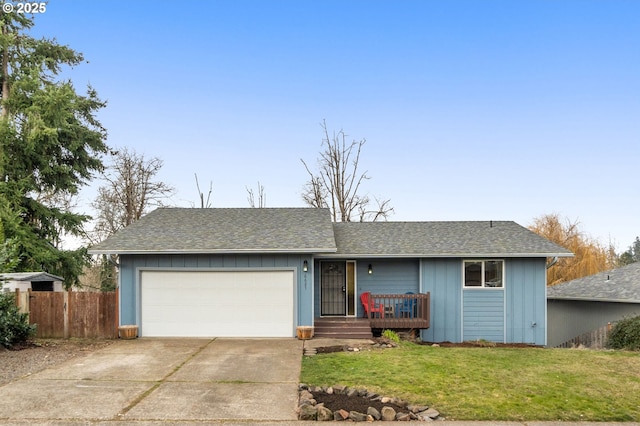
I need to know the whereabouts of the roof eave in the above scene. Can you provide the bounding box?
[88,248,338,256]
[316,252,574,259]
[547,296,640,304]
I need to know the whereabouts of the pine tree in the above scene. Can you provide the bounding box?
[0,11,108,286]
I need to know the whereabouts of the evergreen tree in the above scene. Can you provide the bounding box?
[0,11,108,286]
[619,237,640,266]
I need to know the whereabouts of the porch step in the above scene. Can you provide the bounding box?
[313,317,373,339]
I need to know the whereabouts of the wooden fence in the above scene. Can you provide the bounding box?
[14,289,118,339]
[555,322,613,349]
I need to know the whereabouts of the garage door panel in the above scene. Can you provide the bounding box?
[140,270,294,337]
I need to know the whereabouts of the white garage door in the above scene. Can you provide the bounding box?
[140,270,294,337]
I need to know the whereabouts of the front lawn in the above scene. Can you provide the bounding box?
[300,342,640,421]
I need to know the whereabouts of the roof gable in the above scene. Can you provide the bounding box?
[547,262,640,303]
[330,221,572,258]
[89,208,337,254]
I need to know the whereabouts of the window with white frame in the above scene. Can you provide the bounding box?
[464,260,504,288]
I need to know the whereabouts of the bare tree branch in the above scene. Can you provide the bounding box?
[90,148,174,242]
[301,120,392,222]
[195,173,213,208]
[246,181,266,208]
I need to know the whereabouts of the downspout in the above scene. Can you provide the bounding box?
[546,256,558,270]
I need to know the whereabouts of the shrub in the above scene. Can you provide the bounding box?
[608,315,640,351]
[381,329,401,343]
[0,292,36,348]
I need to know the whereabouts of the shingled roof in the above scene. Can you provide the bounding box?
[89,209,571,258]
[89,208,337,254]
[547,262,640,303]
[329,221,573,258]
[0,272,64,282]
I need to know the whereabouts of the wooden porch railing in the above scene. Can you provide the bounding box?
[365,293,430,329]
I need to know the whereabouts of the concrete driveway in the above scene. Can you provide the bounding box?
[0,338,304,423]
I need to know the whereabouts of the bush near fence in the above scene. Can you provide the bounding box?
[14,289,118,339]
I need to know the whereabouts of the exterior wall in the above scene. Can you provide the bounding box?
[547,299,640,347]
[313,258,420,318]
[1,280,63,292]
[463,289,504,341]
[421,257,547,345]
[421,258,462,342]
[505,258,547,345]
[119,253,312,329]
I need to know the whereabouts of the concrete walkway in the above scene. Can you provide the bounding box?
[0,338,304,423]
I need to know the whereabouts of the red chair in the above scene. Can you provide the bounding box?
[360,292,385,318]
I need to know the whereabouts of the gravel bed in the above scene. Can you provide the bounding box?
[0,339,114,386]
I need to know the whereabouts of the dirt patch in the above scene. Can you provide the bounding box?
[0,339,114,386]
[423,341,542,348]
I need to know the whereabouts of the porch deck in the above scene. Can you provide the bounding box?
[365,293,430,329]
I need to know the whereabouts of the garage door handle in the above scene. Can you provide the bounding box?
[342,286,346,292]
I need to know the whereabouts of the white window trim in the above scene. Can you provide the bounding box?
[462,259,505,289]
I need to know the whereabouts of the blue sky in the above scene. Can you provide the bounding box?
[30,0,639,250]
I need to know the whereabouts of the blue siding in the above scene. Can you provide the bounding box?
[421,258,462,343]
[463,290,505,342]
[420,257,547,345]
[505,258,547,345]
[313,259,419,318]
[119,254,313,332]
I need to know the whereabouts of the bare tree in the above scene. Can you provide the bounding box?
[246,181,267,208]
[194,173,213,208]
[90,148,174,242]
[301,120,393,222]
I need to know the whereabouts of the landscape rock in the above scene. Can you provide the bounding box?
[349,410,368,422]
[298,383,442,422]
[381,406,397,421]
[408,404,429,413]
[299,404,317,420]
[396,412,412,421]
[418,407,440,419]
[367,406,381,420]
[317,405,333,421]
[334,409,350,421]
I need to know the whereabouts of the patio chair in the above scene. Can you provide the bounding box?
[360,291,385,318]
[396,292,415,318]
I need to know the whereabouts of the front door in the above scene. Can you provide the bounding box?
[320,261,356,316]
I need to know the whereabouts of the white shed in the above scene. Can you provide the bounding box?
[0,272,64,292]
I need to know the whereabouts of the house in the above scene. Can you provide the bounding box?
[547,262,640,347]
[0,272,65,292]
[89,207,572,345]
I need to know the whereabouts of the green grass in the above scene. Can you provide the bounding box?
[300,343,640,421]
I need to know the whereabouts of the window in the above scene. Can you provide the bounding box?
[464,260,503,288]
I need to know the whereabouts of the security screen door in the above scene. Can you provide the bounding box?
[320,261,356,316]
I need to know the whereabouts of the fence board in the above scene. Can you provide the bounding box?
[68,292,118,339]
[29,291,65,338]
[19,290,117,339]
[556,323,613,349]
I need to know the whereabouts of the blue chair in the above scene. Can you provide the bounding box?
[396,292,415,318]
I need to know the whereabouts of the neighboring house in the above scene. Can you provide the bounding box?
[0,272,65,292]
[547,262,640,348]
[89,208,571,345]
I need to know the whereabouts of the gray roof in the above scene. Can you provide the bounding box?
[547,262,640,303]
[0,272,64,282]
[89,208,337,254]
[328,221,573,258]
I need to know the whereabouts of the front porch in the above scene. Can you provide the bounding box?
[313,293,430,338]
[364,293,431,329]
